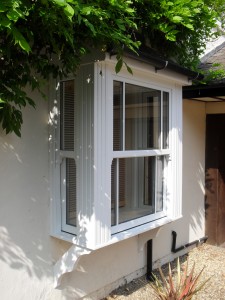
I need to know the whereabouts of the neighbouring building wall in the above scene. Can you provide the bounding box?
[206,102,225,114]
[0,94,207,300]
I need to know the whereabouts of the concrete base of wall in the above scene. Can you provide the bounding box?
[83,244,196,300]
[83,267,146,300]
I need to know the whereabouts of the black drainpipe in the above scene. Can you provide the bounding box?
[146,239,154,281]
[171,231,208,253]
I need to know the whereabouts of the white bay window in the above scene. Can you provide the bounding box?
[50,56,183,249]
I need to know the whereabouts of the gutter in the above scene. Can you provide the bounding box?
[110,47,203,81]
[183,83,225,99]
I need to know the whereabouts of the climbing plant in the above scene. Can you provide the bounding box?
[0,0,224,135]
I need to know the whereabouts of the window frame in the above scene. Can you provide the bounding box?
[110,76,172,235]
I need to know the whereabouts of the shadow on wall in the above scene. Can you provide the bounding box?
[0,119,71,289]
[0,104,96,299]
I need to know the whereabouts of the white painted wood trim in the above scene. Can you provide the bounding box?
[112,149,170,158]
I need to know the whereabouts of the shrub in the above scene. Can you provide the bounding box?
[150,257,209,300]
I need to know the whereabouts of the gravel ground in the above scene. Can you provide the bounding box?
[102,243,225,300]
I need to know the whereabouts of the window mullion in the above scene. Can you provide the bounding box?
[160,91,163,149]
[59,150,75,160]
[154,157,158,214]
[63,83,65,150]
[122,82,125,151]
[116,158,119,225]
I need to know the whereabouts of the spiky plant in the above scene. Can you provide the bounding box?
[150,258,209,300]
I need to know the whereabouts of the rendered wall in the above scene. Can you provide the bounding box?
[0,88,65,300]
[0,88,152,300]
[152,99,206,266]
[206,102,225,114]
[0,94,207,300]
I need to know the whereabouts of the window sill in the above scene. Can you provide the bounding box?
[51,214,182,249]
[110,215,181,245]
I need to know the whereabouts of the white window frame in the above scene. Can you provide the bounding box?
[110,76,172,235]
[49,79,78,238]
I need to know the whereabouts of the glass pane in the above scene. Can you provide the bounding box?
[66,158,77,226]
[60,80,75,151]
[111,158,126,226]
[163,92,169,149]
[156,156,165,212]
[113,81,123,151]
[125,83,161,150]
[111,157,166,225]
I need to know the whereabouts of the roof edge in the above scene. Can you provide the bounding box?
[109,47,203,81]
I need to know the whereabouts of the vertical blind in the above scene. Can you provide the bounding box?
[60,80,77,227]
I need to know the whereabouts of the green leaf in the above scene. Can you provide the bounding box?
[185,23,194,30]
[0,15,11,28]
[11,27,31,52]
[126,65,133,75]
[7,8,24,22]
[64,4,74,19]
[51,0,66,6]
[124,62,133,75]
[115,59,123,73]
[172,16,183,22]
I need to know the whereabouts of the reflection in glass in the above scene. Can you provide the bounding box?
[111,157,165,225]
[125,83,161,150]
[163,92,169,149]
[113,81,123,151]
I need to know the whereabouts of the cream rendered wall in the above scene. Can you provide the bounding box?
[152,99,206,266]
[0,90,207,299]
[0,88,70,300]
[0,88,154,300]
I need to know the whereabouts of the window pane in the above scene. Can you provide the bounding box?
[163,92,169,149]
[111,158,126,226]
[60,80,75,151]
[111,156,166,225]
[113,81,123,151]
[156,156,165,212]
[125,83,161,150]
[66,158,77,226]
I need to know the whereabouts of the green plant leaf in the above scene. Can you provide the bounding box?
[51,0,66,6]
[115,58,123,73]
[0,15,11,28]
[172,16,183,22]
[7,8,24,21]
[64,3,74,18]
[11,27,31,52]
[126,65,133,75]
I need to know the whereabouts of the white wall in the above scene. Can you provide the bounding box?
[0,94,207,299]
